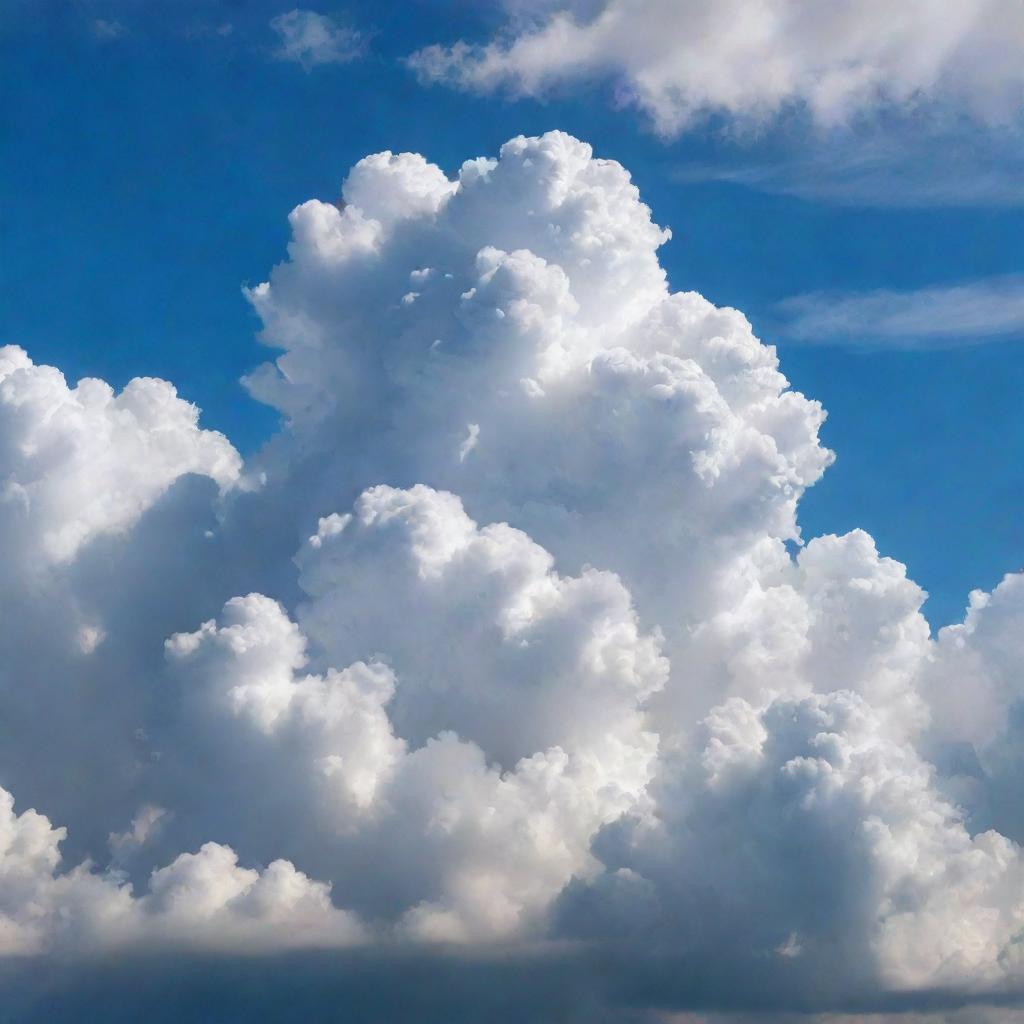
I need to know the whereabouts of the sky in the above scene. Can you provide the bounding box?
[4,0,1024,627]
[2,2,1024,1022]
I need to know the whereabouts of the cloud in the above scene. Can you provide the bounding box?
[674,114,1024,207]
[0,345,240,565]
[410,1,1024,138]
[773,275,1024,347]
[270,9,364,70]
[664,1011,1024,1024]
[158,483,665,942]
[243,132,831,648]
[2,131,1024,1021]
[0,786,363,956]
[558,688,1024,997]
[91,18,126,41]
[108,805,170,861]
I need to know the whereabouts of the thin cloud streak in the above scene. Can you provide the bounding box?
[673,125,1024,208]
[774,275,1024,347]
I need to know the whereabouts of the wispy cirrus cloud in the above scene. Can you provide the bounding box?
[774,274,1024,347]
[673,112,1024,208]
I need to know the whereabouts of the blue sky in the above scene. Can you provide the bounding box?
[3,0,1023,629]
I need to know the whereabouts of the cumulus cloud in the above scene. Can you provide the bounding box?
[243,131,831,653]
[157,484,664,942]
[558,689,1024,997]
[2,131,1024,1021]
[270,9,364,70]
[0,345,240,565]
[0,786,363,956]
[410,0,1024,137]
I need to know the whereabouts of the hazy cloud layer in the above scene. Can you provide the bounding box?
[2,132,1024,1021]
[673,115,1024,207]
[270,9,364,70]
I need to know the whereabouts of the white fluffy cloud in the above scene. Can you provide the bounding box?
[0,786,362,956]
[410,0,1024,137]
[244,130,832,692]
[161,483,664,941]
[558,689,1024,995]
[2,131,1024,1020]
[0,345,240,565]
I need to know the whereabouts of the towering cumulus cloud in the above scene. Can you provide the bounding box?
[1,132,1023,1021]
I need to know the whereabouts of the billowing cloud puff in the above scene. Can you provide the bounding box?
[558,690,1024,998]
[0,349,243,869]
[0,786,363,956]
[1,132,1024,1021]
[924,573,1024,845]
[660,529,932,738]
[159,484,665,942]
[410,0,1024,137]
[244,130,832,707]
[0,346,239,566]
